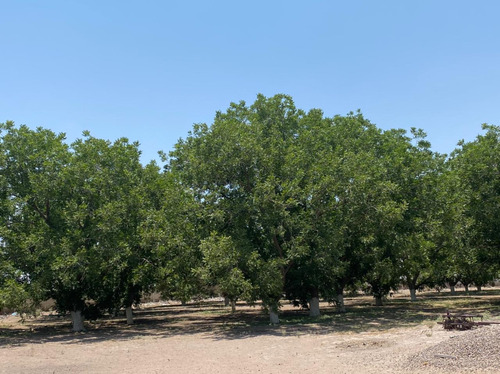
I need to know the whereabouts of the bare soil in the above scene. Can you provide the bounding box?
[2,291,500,374]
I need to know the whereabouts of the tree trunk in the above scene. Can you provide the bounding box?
[450,284,456,295]
[126,306,134,325]
[71,310,85,332]
[337,293,346,313]
[375,296,383,306]
[224,297,230,307]
[464,284,469,293]
[477,285,482,292]
[309,297,320,317]
[409,288,417,302]
[269,309,279,325]
[231,299,236,313]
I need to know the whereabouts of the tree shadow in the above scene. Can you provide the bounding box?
[2,291,500,346]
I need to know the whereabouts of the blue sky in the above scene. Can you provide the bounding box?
[2,1,499,164]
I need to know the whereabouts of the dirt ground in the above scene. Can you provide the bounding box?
[1,293,499,374]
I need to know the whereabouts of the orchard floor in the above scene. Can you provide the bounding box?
[2,289,500,374]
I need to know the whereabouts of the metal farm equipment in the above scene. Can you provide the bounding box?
[440,311,500,330]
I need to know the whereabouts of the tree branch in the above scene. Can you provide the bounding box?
[272,234,283,258]
[29,199,49,223]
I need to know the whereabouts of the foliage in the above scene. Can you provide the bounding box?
[169,94,306,311]
[450,125,500,265]
[198,233,253,305]
[0,123,158,324]
[1,97,499,326]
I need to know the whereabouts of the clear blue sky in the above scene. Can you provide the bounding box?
[2,1,499,164]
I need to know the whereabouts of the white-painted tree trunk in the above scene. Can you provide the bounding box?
[269,310,279,325]
[309,297,320,317]
[337,293,346,313]
[71,310,85,332]
[410,288,417,301]
[126,306,134,325]
[450,285,456,295]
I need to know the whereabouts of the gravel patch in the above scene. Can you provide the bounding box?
[405,324,500,373]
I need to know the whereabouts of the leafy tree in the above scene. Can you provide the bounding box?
[0,255,36,317]
[449,125,500,288]
[140,169,204,305]
[0,122,75,321]
[68,134,157,324]
[0,123,158,329]
[382,128,447,301]
[291,112,404,309]
[0,137,26,314]
[170,99,408,316]
[450,125,500,275]
[169,94,308,323]
[198,233,252,312]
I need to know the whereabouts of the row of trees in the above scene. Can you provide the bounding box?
[1,95,499,330]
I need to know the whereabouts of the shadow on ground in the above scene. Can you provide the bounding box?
[1,290,500,347]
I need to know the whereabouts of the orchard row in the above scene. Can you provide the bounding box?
[1,94,499,330]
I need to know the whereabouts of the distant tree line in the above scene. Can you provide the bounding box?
[1,94,499,330]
